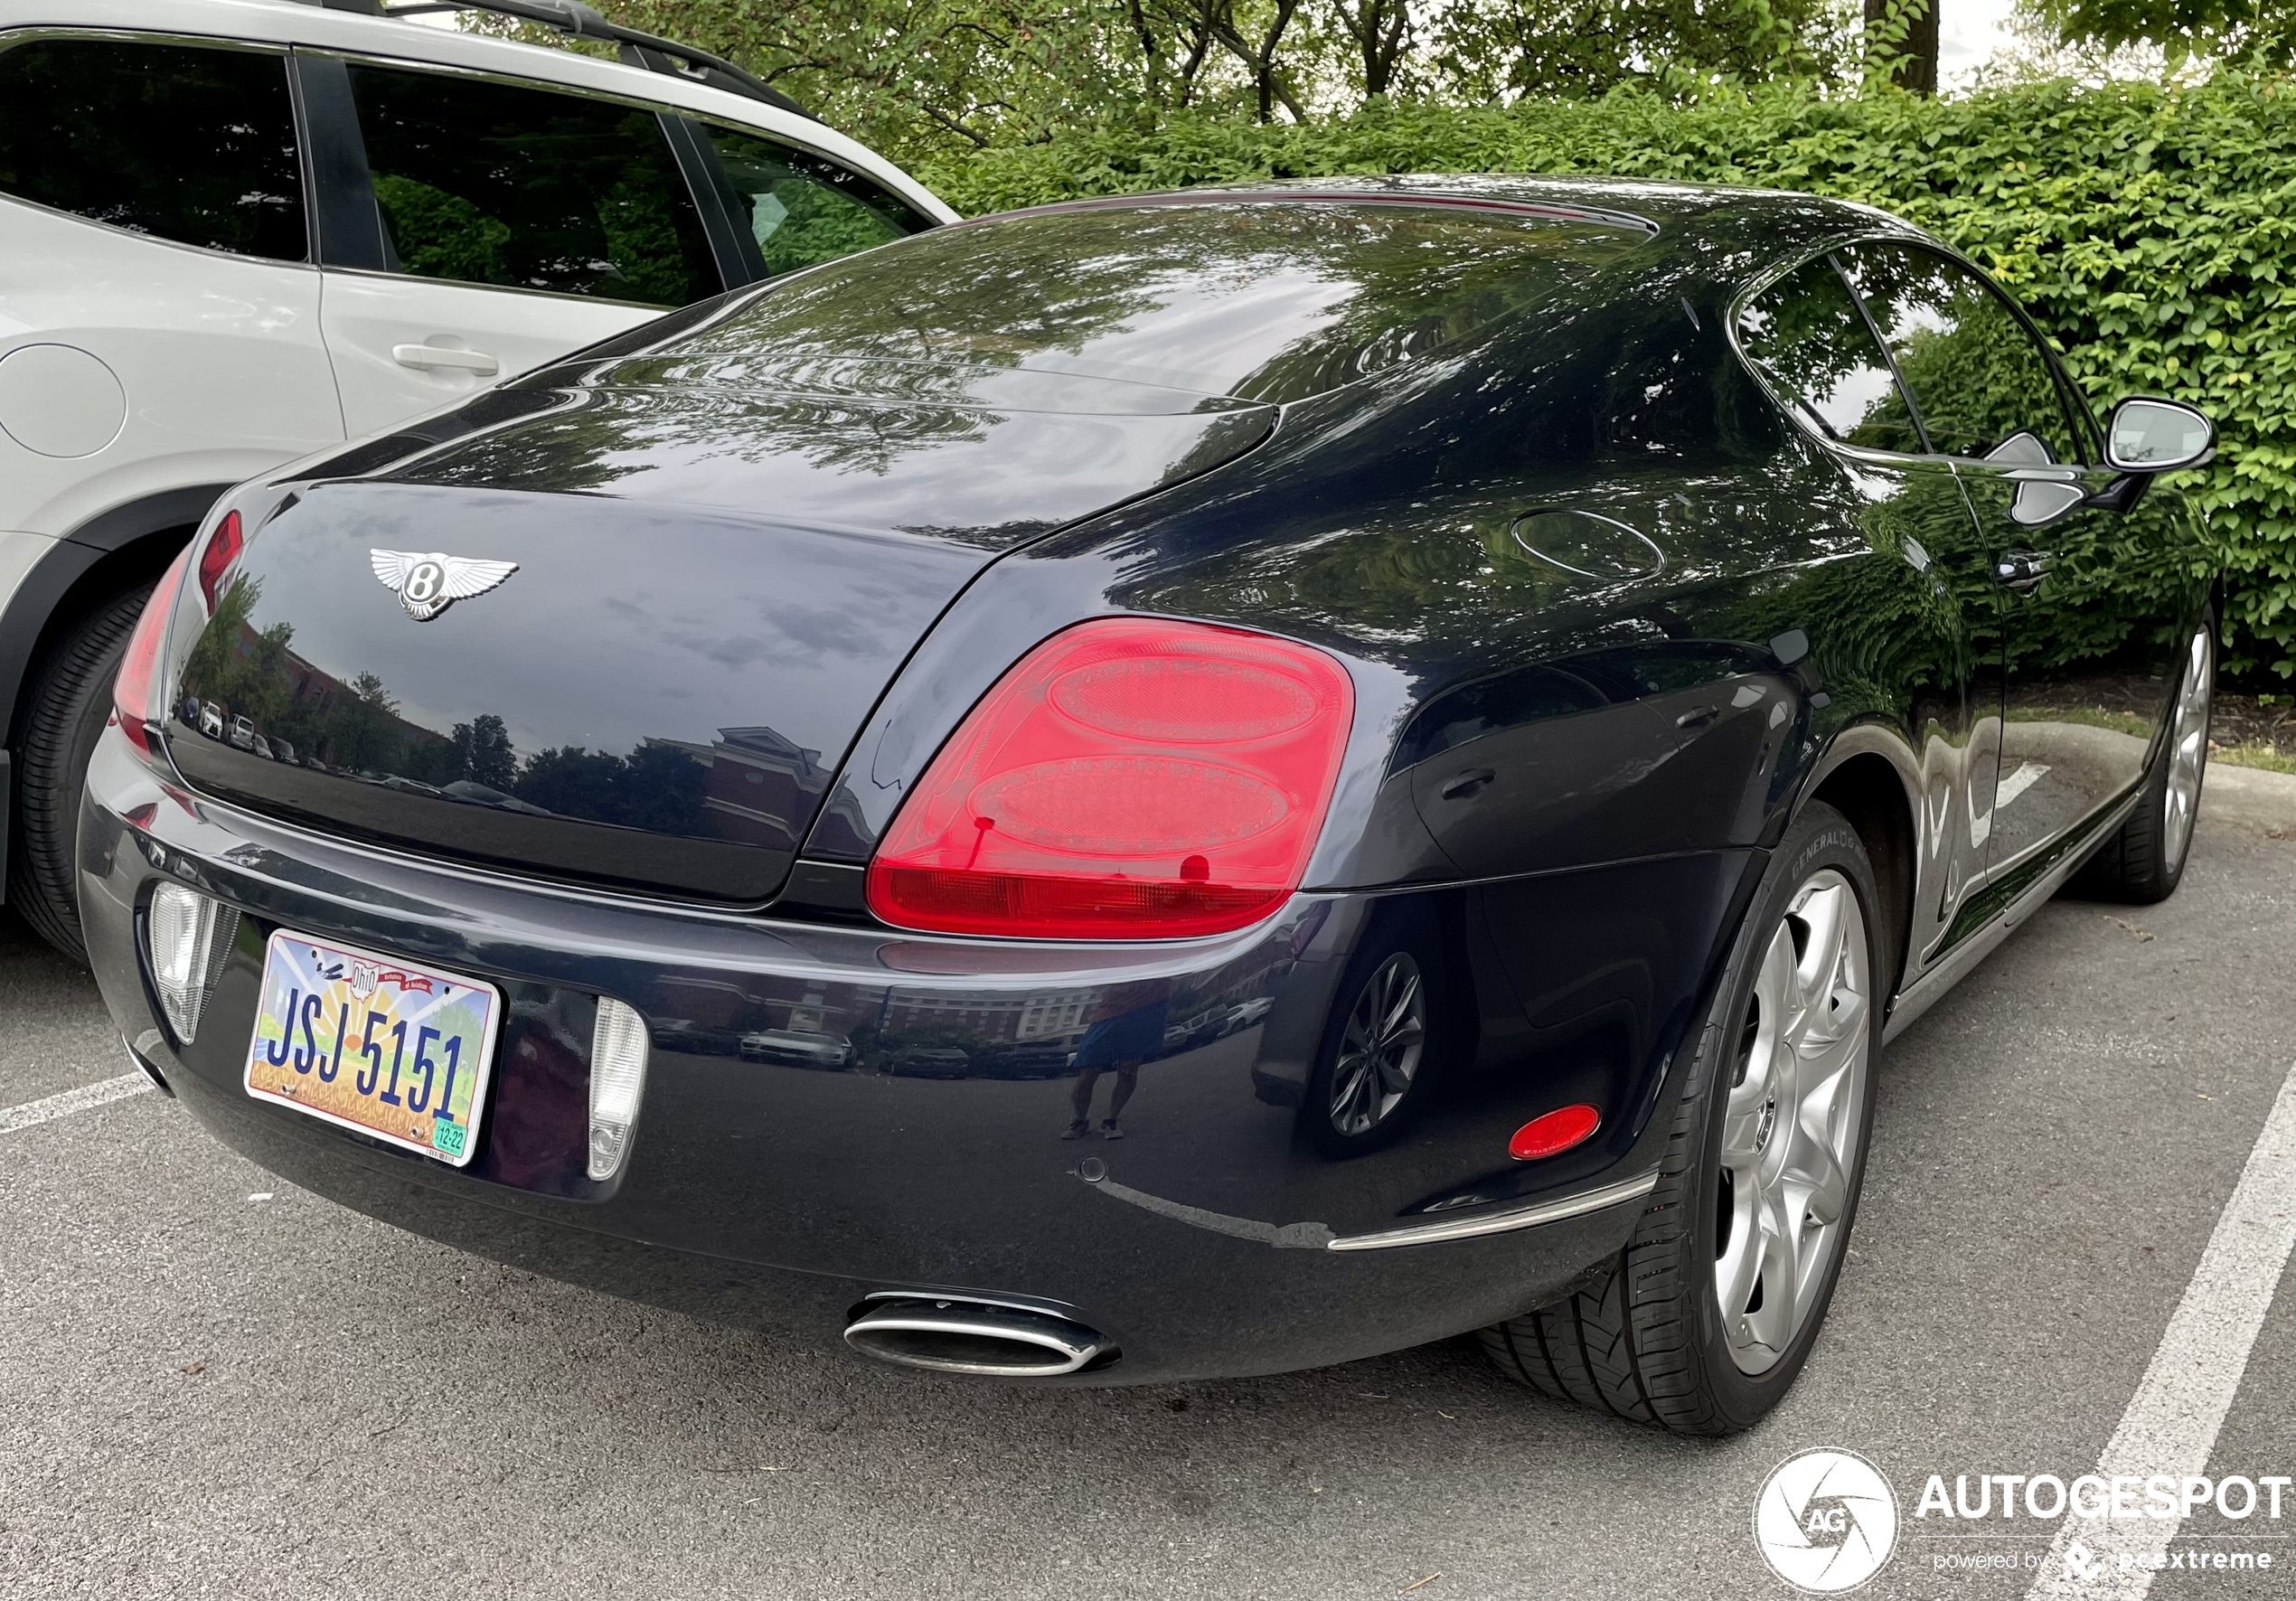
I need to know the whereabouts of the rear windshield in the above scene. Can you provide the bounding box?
[669,200,1644,404]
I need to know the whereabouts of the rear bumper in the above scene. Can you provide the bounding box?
[79,726,1716,1383]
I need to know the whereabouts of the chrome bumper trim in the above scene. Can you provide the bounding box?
[1325,1169,1661,1252]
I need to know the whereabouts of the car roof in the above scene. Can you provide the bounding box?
[984,173,1927,293]
[0,0,955,223]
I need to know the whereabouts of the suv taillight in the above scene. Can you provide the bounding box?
[865,617,1354,939]
[111,541,197,758]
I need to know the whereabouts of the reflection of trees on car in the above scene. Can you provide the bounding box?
[678,203,1631,403]
[450,712,517,791]
[178,595,715,827]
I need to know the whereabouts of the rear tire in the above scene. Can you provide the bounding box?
[2075,620,2211,905]
[1479,802,1883,1435]
[6,583,154,961]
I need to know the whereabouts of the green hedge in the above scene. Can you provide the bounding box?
[919,80,2296,676]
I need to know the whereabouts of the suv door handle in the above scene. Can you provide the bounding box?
[1996,551,2054,592]
[391,344,501,376]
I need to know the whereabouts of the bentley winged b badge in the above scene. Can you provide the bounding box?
[370,549,520,621]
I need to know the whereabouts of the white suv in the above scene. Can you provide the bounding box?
[0,0,955,958]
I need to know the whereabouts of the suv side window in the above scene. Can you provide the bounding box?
[1837,242,2085,463]
[1736,253,1921,454]
[0,38,305,259]
[345,63,716,306]
[697,123,933,278]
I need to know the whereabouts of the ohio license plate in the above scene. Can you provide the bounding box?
[245,931,501,1166]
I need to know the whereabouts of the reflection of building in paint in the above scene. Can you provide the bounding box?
[1017,992,1094,1040]
[881,989,1106,1045]
[653,972,1114,1051]
[644,724,828,852]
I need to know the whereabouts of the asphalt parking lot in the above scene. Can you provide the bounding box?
[4,807,2293,1601]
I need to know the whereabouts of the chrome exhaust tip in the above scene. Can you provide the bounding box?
[843,1295,1113,1377]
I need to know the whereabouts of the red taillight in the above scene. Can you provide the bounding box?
[111,543,193,758]
[1509,1105,1602,1162]
[866,617,1355,939]
[197,509,241,609]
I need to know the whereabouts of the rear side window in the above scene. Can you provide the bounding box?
[346,64,715,306]
[700,123,932,279]
[1837,242,2085,463]
[0,39,305,259]
[1736,255,1919,453]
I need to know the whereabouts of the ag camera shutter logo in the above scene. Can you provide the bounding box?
[1754,1448,1900,1593]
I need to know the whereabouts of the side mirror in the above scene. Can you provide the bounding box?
[2103,397,2216,473]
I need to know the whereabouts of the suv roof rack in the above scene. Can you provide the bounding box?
[314,0,814,120]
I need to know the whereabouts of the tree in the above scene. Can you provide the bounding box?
[535,0,1851,164]
[450,712,518,790]
[2028,0,2296,62]
[323,672,402,775]
[1331,0,1413,97]
[1428,0,1844,104]
[1865,0,1939,92]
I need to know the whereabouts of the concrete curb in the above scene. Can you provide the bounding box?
[2203,761,2296,835]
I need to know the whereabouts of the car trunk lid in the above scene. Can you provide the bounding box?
[163,383,1272,903]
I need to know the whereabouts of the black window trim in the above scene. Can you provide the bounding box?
[295,44,737,303]
[1827,248,1934,453]
[1733,232,2103,470]
[660,112,756,289]
[0,25,315,267]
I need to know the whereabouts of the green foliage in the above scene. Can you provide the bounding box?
[2032,0,2296,67]
[372,174,513,285]
[751,177,910,274]
[586,0,1846,160]
[920,75,2296,674]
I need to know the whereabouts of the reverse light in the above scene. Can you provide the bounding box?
[1509,1104,1602,1162]
[588,997,650,1181]
[866,617,1354,939]
[110,542,194,758]
[144,882,238,1043]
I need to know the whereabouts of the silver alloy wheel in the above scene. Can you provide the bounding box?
[1329,952,1426,1135]
[2162,625,2213,875]
[1716,869,1872,1375]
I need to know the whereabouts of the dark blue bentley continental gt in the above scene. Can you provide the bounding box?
[82,175,2217,1434]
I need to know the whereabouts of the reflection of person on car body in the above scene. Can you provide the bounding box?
[1063,980,1173,1140]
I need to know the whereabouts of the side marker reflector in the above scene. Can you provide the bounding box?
[1508,1104,1601,1162]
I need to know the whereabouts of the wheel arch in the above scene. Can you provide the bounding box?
[1791,724,1922,1003]
[1,483,227,749]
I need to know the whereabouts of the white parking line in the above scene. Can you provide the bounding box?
[1999,761,2052,808]
[0,1072,152,1135]
[2026,1059,2296,1598]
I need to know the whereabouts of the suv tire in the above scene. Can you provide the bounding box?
[8,583,155,961]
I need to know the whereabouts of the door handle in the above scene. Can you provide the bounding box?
[391,344,501,376]
[1995,551,2054,593]
[1438,768,1496,801]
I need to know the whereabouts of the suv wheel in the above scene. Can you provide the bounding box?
[7,582,155,961]
[1479,801,1883,1434]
